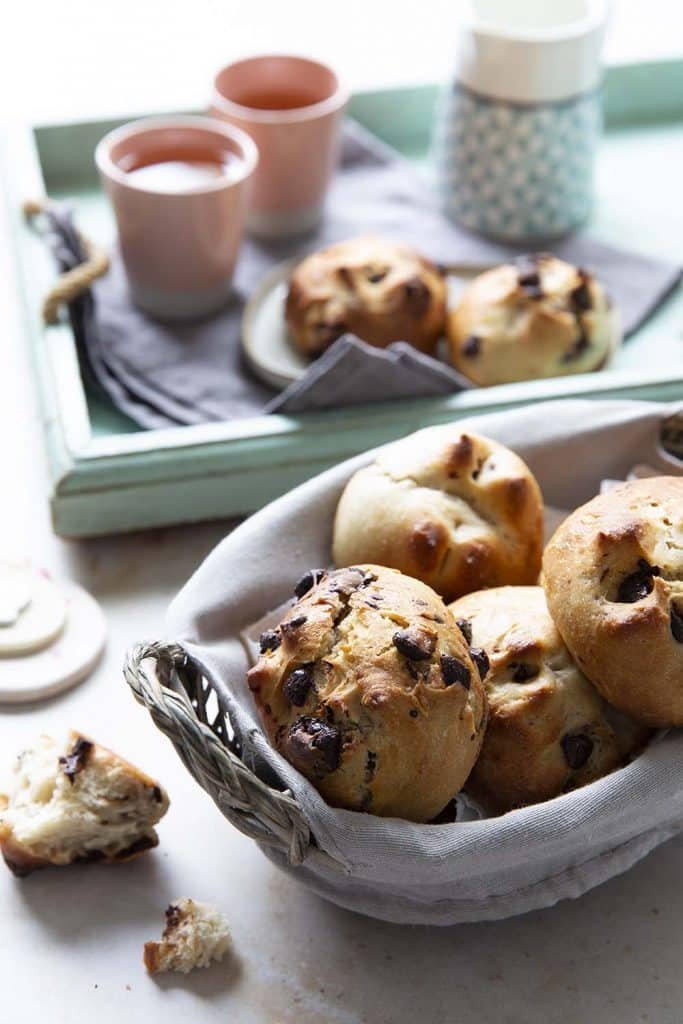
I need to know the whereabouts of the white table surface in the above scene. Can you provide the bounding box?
[2,5,683,1021]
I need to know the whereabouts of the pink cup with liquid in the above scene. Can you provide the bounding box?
[95,115,258,320]
[211,55,348,239]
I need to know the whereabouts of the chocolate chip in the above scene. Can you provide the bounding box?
[281,614,307,637]
[294,568,326,599]
[617,560,660,603]
[456,618,473,645]
[74,849,106,865]
[283,665,314,706]
[393,629,435,661]
[470,647,489,680]
[516,255,543,297]
[440,653,471,689]
[337,266,354,288]
[563,269,595,363]
[286,716,341,773]
[511,662,538,682]
[332,569,375,597]
[259,629,281,654]
[561,732,594,770]
[365,751,378,782]
[671,604,683,643]
[403,276,431,316]
[571,271,593,311]
[561,331,590,363]
[359,790,373,812]
[165,904,182,930]
[405,661,419,681]
[59,737,93,783]
[462,335,481,359]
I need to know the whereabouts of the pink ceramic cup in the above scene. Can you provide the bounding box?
[95,116,258,320]
[211,55,348,239]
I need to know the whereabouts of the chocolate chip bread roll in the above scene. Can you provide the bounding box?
[248,565,487,822]
[285,235,447,356]
[448,254,616,385]
[450,587,649,813]
[543,477,683,727]
[332,427,544,601]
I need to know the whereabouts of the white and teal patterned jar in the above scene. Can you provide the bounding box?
[433,0,608,242]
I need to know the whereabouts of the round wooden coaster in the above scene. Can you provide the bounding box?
[0,564,67,656]
[0,581,107,704]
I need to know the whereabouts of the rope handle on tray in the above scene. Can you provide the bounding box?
[23,198,110,325]
[123,640,312,865]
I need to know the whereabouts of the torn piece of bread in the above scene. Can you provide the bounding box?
[0,731,169,876]
[144,898,232,974]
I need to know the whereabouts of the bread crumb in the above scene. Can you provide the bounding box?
[144,898,231,974]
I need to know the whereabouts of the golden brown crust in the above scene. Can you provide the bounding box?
[143,941,162,973]
[0,829,159,877]
[449,587,650,812]
[447,255,615,386]
[543,477,683,726]
[332,427,544,601]
[285,235,447,356]
[0,833,48,878]
[248,565,487,822]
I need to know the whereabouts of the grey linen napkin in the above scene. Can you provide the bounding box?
[72,120,680,429]
[266,336,472,413]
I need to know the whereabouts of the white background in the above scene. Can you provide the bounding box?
[0,0,681,121]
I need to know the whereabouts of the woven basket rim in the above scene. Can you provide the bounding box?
[124,636,683,877]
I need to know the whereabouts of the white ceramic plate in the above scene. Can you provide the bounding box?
[241,261,622,391]
[241,260,309,391]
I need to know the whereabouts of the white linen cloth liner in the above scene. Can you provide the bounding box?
[167,399,683,924]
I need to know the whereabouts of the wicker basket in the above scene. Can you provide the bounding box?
[124,401,683,925]
[124,640,313,866]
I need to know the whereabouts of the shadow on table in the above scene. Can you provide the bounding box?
[13,854,169,940]
[150,949,243,996]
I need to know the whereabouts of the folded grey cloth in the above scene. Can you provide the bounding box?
[267,336,472,413]
[49,120,681,429]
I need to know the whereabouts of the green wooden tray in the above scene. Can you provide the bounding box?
[2,59,682,537]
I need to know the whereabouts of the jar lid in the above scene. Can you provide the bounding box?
[454,0,608,103]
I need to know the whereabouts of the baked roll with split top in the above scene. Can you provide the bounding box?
[333,427,544,602]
